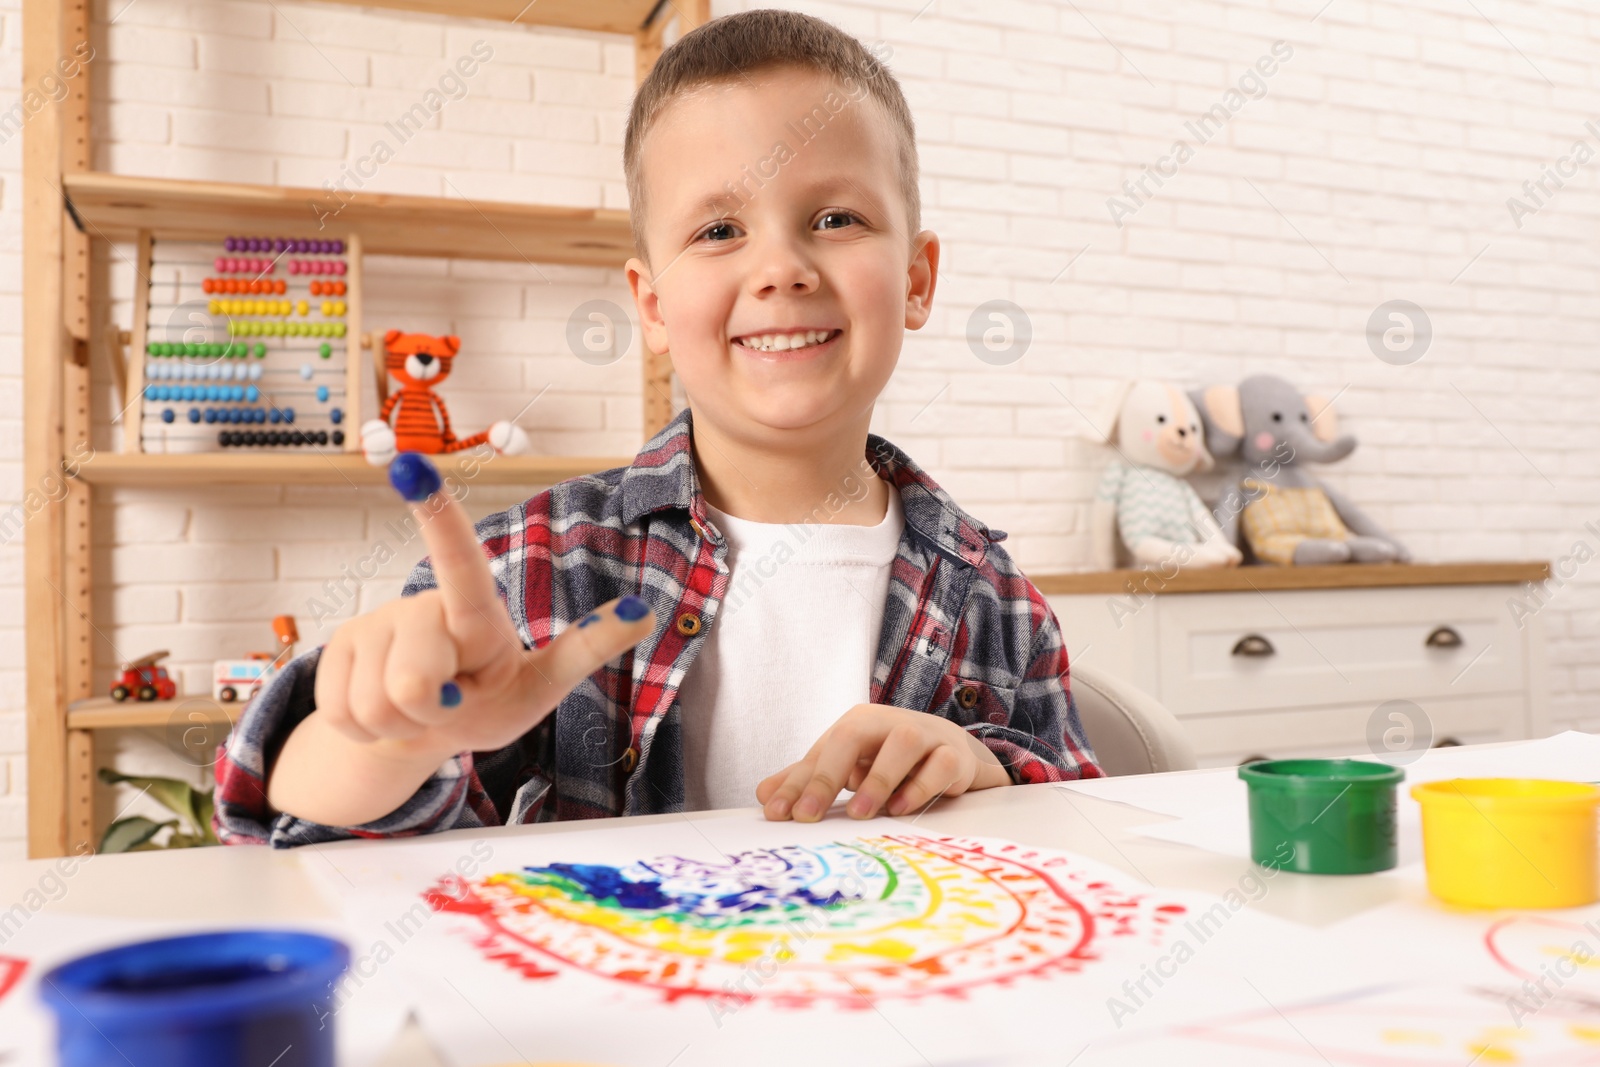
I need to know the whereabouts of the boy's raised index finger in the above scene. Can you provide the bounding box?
[390,453,506,643]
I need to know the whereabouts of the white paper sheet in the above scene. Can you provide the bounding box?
[301,812,1302,1067]
[1084,894,1600,1064]
[1123,731,1600,863]
[1056,765,1243,818]
[1087,982,1600,1065]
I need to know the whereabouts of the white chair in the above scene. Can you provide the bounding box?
[1071,661,1197,776]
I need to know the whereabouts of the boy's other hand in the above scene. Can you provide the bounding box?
[756,704,1011,822]
[312,480,656,764]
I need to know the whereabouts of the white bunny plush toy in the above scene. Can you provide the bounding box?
[1090,379,1243,571]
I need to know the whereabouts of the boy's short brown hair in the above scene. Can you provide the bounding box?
[623,9,920,265]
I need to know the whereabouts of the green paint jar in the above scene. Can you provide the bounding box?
[1238,759,1405,874]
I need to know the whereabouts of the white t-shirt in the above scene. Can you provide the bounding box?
[679,488,906,811]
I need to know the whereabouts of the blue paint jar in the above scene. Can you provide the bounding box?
[38,930,349,1067]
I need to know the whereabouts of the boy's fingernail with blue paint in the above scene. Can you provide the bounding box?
[577,612,603,628]
[389,452,441,502]
[440,681,462,707]
[614,595,650,621]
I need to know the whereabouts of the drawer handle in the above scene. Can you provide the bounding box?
[1434,736,1463,748]
[1231,634,1276,658]
[1425,626,1464,649]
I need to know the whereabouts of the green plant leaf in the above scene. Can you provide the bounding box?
[99,816,177,854]
[195,789,218,845]
[97,768,208,835]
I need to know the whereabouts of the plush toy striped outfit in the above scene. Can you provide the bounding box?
[1088,380,1242,570]
[1096,457,1215,557]
[359,330,529,466]
[378,332,488,453]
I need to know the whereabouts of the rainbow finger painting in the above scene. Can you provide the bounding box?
[0,957,25,1007]
[425,832,1190,1007]
[309,819,1279,1066]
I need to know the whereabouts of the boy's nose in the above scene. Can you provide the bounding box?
[747,238,820,296]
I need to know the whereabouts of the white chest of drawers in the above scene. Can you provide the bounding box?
[1037,563,1551,768]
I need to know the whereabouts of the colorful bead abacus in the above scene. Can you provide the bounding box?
[138,237,352,454]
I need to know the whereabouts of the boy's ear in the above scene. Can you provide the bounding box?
[903,230,940,331]
[626,255,671,358]
[442,335,462,355]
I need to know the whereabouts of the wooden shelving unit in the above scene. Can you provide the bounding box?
[67,696,236,732]
[1032,561,1552,597]
[23,0,710,858]
[74,451,630,488]
[63,172,636,266]
[303,0,666,35]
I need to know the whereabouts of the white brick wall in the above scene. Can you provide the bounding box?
[3,0,1599,856]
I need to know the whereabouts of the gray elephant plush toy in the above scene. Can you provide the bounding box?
[1190,375,1410,566]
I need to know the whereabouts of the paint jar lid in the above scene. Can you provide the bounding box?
[1240,758,1404,792]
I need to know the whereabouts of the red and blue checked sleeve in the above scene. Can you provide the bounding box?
[965,602,1104,784]
[211,646,500,848]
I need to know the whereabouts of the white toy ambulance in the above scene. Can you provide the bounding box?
[211,615,299,702]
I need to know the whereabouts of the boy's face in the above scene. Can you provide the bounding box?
[626,65,939,446]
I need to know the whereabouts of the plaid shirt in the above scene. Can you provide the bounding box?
[214,407,1101,847]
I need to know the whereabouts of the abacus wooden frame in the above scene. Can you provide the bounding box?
[21,0,709,858]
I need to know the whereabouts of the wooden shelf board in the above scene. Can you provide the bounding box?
[68,695,239,731]
[1030,561,1551,596]
[304,0,665,33]
[74,451,632,488]
[63,172,635,267]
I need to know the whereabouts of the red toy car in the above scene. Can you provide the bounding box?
[109,650,178,702]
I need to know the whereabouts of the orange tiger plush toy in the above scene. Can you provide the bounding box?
[360,330,528,465]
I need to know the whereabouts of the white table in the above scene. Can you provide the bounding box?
[1,736,1586,1065]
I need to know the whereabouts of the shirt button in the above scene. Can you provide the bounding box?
[621,747,638,775]
[955,685,980,710]
[675,611,702,636]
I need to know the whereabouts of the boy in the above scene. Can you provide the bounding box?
[215,9,1100,848]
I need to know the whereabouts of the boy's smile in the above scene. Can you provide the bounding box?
[626,64,939,455]
[731,327,841,358]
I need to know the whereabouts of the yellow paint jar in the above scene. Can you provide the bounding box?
[1412,778,1600,909]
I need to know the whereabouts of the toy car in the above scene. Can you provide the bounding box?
[110,651,178,702]
[212,615,301,702]
[212,653,278,703]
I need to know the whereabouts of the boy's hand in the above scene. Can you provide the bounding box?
[756,704,1011,822]
[312,460,657,765]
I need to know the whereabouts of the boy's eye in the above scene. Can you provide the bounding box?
[698,219,740,242]
[816,211,859,231]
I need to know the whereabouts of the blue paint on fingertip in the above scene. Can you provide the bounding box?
[440,680,462,707]
[577,612,603,628]
[389,452,441,502]
[614,595,650,622]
